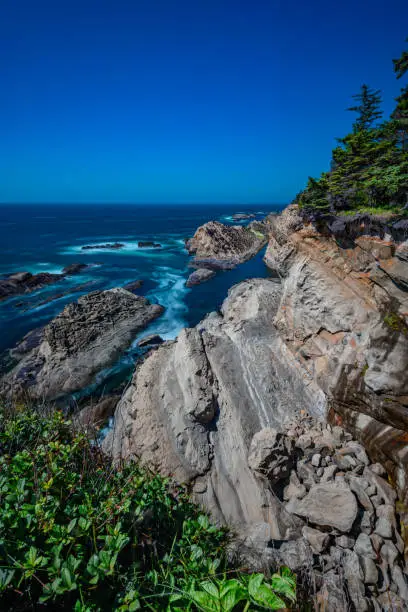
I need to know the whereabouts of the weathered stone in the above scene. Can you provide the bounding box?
[297,460,317,489]
[347,475,374,513]
[317,570,348,611]
[360,556,378,584]
[295,433,312,450]
[283,471,307,501]
[186,268,216,287]
[371,463,387,477]
[311,453,321,467]
[247,428,294,482]
[370,533,383,553]
[361,511,373,535]
[288,483,358,532]
[363,468,397,506]
[354,533,376,559]
[391,565,408,602]
[375,517,393,539]
[137,334,164,348]
[302,525,329,553]
[336,535,355,549]
[377,591,406,611]
[342,550,368,611]
[381,540,399,566]
[186,221,267,269]
[321,464,338,482]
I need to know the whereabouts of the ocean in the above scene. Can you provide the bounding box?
[0,203,283,397]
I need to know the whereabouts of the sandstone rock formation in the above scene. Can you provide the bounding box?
[263,206,408,504]
[186,220,268,270]
[2,288,164,399]
[104,204,408,608]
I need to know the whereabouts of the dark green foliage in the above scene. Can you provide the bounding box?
[298,39,408,214]
[392,39,408,152]
[347,84,382,132]
[0,407,296,611]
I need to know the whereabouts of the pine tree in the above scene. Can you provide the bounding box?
[347,84,383,132]
[392,39,408,151]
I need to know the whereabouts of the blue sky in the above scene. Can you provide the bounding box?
[0,0,407,204]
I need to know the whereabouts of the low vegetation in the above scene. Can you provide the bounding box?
[297,39,408,215]
[0,406,296,611]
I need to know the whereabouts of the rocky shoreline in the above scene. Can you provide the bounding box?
[1,205,408,609]
[0,263,91,301]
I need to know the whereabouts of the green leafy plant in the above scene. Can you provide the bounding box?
[0,406,297,611]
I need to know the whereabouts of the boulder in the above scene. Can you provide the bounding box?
[123,279,144,292]
[186,268,216,287]
[186,221,267,269]
[137,334,164,348]
[247,428,294,482]
[82,242,124,250]
[302,525,329,553]
[62,263,88,275]
[288,482,358,532]
[138,241,161,248]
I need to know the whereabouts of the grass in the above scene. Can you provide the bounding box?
[336,204,406,217]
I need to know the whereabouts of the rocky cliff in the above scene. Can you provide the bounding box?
[104,205,408,609]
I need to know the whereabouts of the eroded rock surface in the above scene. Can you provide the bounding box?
[186,220,268,269]
[1,288,164,399]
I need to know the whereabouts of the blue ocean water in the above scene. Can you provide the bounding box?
[0,203,283,395]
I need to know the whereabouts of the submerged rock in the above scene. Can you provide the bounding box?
[81,242,124,250]
[123,279,144,292]
[138,241,161,248]
[0,271,63,301]
[2,288,164,399]
[185,268,216,287]
[61,263,89,275]
[137,334,164,348]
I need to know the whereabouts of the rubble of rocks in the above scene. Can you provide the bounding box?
[246,414,408,611]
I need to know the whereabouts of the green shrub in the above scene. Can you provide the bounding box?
[0,407,296,611]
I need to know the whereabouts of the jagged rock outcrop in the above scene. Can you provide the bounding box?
[263,206,408,504]
[186,220,268,269]
[104,204,408,608]
[1,288,164,399]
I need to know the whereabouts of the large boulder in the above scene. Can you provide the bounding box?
[186,221,268,269]
[2,288,164,399]
[287,482,358,532]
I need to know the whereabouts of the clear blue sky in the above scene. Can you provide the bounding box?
[1,0,407,204]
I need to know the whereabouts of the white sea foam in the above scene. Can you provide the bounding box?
[132,266,190,342]
[60,239,183,256]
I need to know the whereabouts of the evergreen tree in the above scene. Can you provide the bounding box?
[347,84,383,132]
[392,39,408,151]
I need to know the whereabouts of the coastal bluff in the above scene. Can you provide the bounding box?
[104,205,408,610]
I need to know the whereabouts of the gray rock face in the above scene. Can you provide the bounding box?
[186,221,268,269]
[105,278,325,533]
[185,268,216,287]
[288,482,358,532]
[2,288,164,399]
